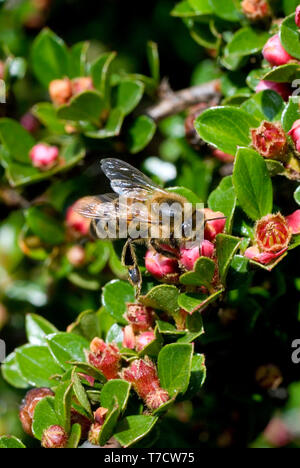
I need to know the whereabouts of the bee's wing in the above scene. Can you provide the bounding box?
[101,158,167,199]
[75,194,118,219]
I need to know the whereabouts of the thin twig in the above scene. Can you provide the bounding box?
[146,79,221,122]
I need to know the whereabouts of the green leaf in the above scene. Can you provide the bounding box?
[233,147,273,220]
[90,52,116,103]
[31,28,69,87]
[140,284,180,315]
[263,63,300,83]
[167,186,201,204]
[1,352,29,389]
[32,396,59,440]
[113,80,144,116]
[195,106,259,156]
[280,14,300,61]
[191,59,222,86]
[147,41,160,83]
[85,107,124,139]
[106,324,124,345]
[241,90,285,123]
[114,415,158,448]
[178,292,207,314]
[98,406,120,446]
[0,118,35,163]
[72,369,92,416]
[68,309,102,341]
[66,424,82,448]
[158,343,193,397]
[208,176,237,233]
[26,314,58,345]
[171,1,199,17]
[57,90,106,125]
[282,97,300,132]
[246,68,270,90]
[216,234,241,284]
[188,0,213,15]
[33,103,66,134]
[283,0,299,15]
[47,333,89,371]
[178,311,204,342]
[100,380,131,412]
[127,116,156,154]
[0,436,26,448]
[189,21,220,49]
[54,381,73,432]
[180,257,216,288]
[69,361,106,382]
[294,186,300,206]
[102,280,134,325]
[209,0,240,21]
[184,354,206,399]
[69,41,89,78]
[226,28,270,57]
[25,206,65,245]
[16,345,63,387]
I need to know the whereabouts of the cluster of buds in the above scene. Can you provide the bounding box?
[66,201,91,238]
[251,121,287,160]
[88,338,121,380]
[241,0,270,21]
[256,81,291,102]
[263,34,294,67]
[42,425,68,449]
[19,387,54,436]
[49,76,94,106]
[122,304,156,352]
[88,407,108,446]
[145,208,225,280]
[29,143,60,171]
[122,357,169,410]
[245,211,300,264]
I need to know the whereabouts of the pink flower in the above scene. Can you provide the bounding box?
[66,201,91,236]
[125,304,155,332]
[256,80,291,102]
[135,331,156,352]
[286,210,300,234]
[255,213,292,253]
[145,250,179,282]
[29,143,59,170]
[179,240,214,271]
[296,6,300,28]
[245,245,288,265]
[263,35,294,67]
[88,338,121,380]
[204,209,226,242]
[288,119,300,152]
[66,245,86,267]
[212,149,235,163]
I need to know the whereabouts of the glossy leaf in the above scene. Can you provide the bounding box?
[127,116,156,154]
[180,257,216,288]
[280,14,300,61]
[158,343,193,397]
[32,396,59,440]
[241,90,285,123]
[0,118,35,163]
[57,90,106,125]
[216,234,241,284]
[0,436,26,448]
[113,80,144,116]
[100,380,131,412]
[102,280,134,325]
[1,352,29,389]
[47,333,89,371]
[114,415,158,447]
[26,314,58,345]
[208,176,237,233]
[16,345,63,387]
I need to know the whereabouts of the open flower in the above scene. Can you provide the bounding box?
[88,338,121,380]
[251,121,287,159]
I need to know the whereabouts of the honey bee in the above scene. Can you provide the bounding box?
[76,158,221,297]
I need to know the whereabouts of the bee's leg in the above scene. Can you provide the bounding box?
[121,239,142,298]
[149,238,180,259]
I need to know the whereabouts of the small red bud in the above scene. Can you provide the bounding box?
[212,149,235,163]
[204,209,226,242]
[179,240,214,271]
[41,425,68,448]
[29,143,59,170]
[251,121,287,159]
[296,6,300,28]
[263,35,294,67]
[19,388,54,436]
[20,113,40,133]
[66,201,91,237]
[49,78,73,106]
[94,407,108,425]
[66,245,86,267]
[145,388,170,410]
[286,209,300,235]
[72,77,94,95]
[145,250,179,282]
[255,213,292,253]
[125,303,155,332]
[122,325,136,349]
[122,358,161,401]
[135,331,156,352]
[288,119,300,153]
[241,0,270,21]
[256,80,291,102]
[88,338,121,380]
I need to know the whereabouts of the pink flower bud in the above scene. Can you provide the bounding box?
[256,80,291,102]
[179,240,214,271]
[94,407,108,425]
[88,338,120,380]
[245,245,288,265]
[49,78,73,106]
[286,209,300,234]
[122,358,161,401]
[122,325,136,349]
[251,121,287,159]
[255,213,292,253]
[263,35,294,67]
[212,149,235,163]
[145,388,170,410]
[66,245,86,267]
[264,418,292,448]
[204,209,226,242]
[19,388,54,437]
[29,143,59,170]
[135,331,156,352]
[125,303,155,332]
[72,77,94,95]
[145,250,179,282]
[42,425,68,449]
[288,119,300,152]
[20,113,40,133]
[296,6,300,28]
[66,201,91,237]
[241,0,270,21]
